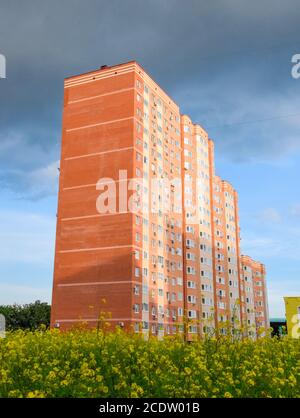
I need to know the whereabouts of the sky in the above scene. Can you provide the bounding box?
[0,0,299,317]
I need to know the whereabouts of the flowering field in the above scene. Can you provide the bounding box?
[0,328,299,398]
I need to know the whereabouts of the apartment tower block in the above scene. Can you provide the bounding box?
[51,61,269,338]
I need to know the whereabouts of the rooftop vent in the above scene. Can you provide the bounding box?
[100,65,108,70]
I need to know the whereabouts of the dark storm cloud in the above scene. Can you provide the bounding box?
[0,0,300,197]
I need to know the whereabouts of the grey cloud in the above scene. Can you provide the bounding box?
[1,162,59,200]
[174,66,300,162]
[0,0,300,196]
[0,131,59,199]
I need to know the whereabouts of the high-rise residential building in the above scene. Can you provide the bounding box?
[240,255,269,335]
[51,61,269,338]
[211,176,242,334]
[180,115,215,336]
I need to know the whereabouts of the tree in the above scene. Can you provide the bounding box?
[0,300,51,330]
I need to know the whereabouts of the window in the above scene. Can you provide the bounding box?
[184,162,191,170]
[186,239,195,248]
[178,307,183,317]
[158,255,164,266]
[177,277,183,286]
[135,267,140,277]
[188,310,197,319]
[186,252,195,261]
[187,266,196,275]
[187,281,196,289]
[189,325,197,333]
[187,295,197,304]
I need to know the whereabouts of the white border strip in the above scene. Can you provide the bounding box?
[58,280,140,287]
[68,87,135,104]
[64,146,134,161]
[59,244,142,254]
